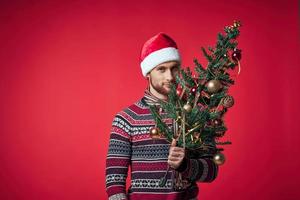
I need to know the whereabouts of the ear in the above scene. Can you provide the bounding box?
[146,73,150,79]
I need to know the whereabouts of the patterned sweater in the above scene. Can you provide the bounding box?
[106,91,219,200]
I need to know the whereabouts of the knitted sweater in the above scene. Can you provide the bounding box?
[106,92,219,200]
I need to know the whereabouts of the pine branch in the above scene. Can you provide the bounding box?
[149,21,242,154]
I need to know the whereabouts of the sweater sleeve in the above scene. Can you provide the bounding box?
[106,113,132,200]
[177,157,219,183]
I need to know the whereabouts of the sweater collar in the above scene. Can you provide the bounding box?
[143,86,167,106]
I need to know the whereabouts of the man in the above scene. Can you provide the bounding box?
[106,33,218,200]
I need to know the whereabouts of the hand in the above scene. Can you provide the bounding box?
[167,138,185,169]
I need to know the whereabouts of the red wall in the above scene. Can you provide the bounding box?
[1,0,299,199]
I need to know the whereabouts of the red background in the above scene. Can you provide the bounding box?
[1,0,299,199]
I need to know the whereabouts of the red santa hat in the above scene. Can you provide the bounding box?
[140,32,181,77]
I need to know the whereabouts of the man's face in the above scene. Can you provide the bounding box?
[147,61,180,97]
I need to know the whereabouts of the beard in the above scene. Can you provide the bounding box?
[149,79,175,96]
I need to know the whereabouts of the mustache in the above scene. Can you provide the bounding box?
[164,80,176,84]
[163,82,177,86]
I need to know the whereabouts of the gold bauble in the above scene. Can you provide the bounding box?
[149,127,160,139]
[207,80,222,93]
[213,152,226,165]
[222,95,234,108]
[183,103,192,113]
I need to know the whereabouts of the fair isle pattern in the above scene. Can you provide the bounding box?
[131,178,173,189]
[105,90,219,200]
[109,193,127,200]
[106,174,127,185]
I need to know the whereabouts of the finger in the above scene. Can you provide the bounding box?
[168,159,181,165]
[168,154,184,161]
[168,157,180,162]
[171,147,185,153]
[168,160,176,166]
[168,153,181,160]
[170,152,184,157]
[171,138,176,147]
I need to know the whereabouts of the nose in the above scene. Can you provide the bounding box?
[165,69,175,82]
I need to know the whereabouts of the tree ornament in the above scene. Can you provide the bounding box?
[213,152,226,165]
[207,80,222,93]
[232,48,242,61]
[233,20,241,28]
[176,86,187,100]
[190,86,197,95]
[222,95,235,108]
[212,118,222,126]
[176,86,183,97]
[149,127,160,139]
[183,103,192,113]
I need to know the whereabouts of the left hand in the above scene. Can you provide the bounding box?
[167,138,185,169]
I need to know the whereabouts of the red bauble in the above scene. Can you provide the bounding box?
[190,86,197,95]
[232,48,242,61]
[176,86,183,96]
[212,119,222,126]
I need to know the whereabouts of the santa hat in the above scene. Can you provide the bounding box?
[140,32,181,77]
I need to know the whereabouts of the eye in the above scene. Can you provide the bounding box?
[172,67,179,72]
[158,67,165,72]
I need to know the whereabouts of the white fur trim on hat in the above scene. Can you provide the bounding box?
[141,47,181,77]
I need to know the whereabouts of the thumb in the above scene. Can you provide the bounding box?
[171,138,177,147]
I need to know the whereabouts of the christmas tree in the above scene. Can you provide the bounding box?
[149,21,242,168]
